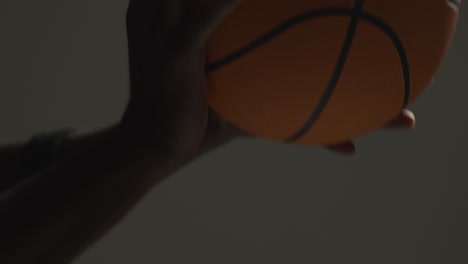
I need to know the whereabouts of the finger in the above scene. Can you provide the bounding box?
[325,141,357,156]
[190,0,241,19]
[206,108,251,139]
[186,0,241,47]
[384,109,416,130]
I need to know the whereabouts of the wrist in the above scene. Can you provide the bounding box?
[116,119,200,166]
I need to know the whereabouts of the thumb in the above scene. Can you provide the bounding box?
[189,0,241,23]
[184,0,241,49]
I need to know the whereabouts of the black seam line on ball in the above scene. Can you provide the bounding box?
[205,7,361,73]
[287,0,364,142]
[359,12,410,109]
[206,2,411,141]
[448,0,460,9]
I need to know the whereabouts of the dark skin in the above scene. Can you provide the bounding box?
[0,0,415,263]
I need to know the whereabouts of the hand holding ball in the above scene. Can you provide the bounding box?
[206,0,460,145]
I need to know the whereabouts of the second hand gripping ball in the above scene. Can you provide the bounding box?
[205,0,461,145]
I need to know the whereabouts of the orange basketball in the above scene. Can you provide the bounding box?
[206,0,460,145]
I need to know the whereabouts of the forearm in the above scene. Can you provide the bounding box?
[0,124,186,264]
[0,130,74,193]
[0,142,25,191]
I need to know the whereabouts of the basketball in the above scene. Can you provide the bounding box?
[205,0,461,145]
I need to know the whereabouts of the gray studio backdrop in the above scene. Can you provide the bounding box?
[1,1,467,264]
